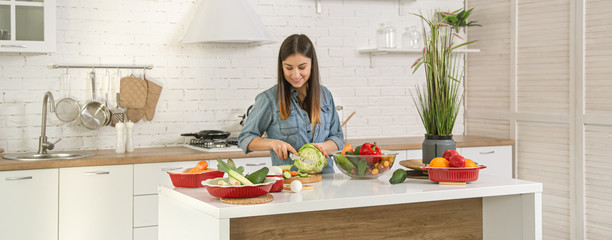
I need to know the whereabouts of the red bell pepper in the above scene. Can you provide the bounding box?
[359,142,382,166]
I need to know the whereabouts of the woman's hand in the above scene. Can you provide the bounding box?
[309,142,330,158]
[269,139,298,160]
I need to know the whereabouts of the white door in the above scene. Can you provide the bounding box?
[0,169,58,240]
[59,165,133,240]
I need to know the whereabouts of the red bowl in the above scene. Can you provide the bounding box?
[201,177,278,198]
[267,174,284,192]
[421,165,487,182]
[167,168,225,188]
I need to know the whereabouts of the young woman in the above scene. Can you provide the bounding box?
[238,34,343,173]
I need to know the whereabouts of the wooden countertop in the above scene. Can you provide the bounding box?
[0,135,513,171]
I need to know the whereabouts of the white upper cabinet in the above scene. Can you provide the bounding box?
[0,0,56,53]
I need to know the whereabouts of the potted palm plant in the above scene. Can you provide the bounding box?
[410,8,479,164]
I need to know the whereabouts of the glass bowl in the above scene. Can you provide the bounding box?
[331,150,398,179]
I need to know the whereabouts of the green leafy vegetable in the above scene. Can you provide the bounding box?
[216,158,253,185]
[294,144,327,173]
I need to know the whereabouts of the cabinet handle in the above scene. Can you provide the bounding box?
[5,176,33,181]
[246,162,265,166]
[1,44,27,48]
[479,150,495,154]
[85,171,110,175]
[161,167,181,171]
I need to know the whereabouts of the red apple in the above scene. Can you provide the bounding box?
[442,149,459,160]
[449,155,466,167]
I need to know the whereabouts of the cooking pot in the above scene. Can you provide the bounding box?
[181,130,230,140]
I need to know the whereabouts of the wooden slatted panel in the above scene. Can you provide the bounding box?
[517,121,570,239]
[517,0,570,114]
[466,0,512,111]
[585,0,612,114]
[584,125,612,239]
[466,118,511,139]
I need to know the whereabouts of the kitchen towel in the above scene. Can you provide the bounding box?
[126,77,163,122]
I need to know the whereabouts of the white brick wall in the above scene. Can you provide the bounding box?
[0,0,465,152]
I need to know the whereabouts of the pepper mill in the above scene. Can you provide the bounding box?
[115,122,125,153]
[126,121,134,152]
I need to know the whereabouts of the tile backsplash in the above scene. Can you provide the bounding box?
[0,0,465,152]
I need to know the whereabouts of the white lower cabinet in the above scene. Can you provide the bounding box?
[133,160,204,240]
[134,226,158,240]
[134,161,202,195]
[0,169,58,240]
[134,195,158,227]
[458,145,513,179]
[59,165,133,240]
[233,157,272,174]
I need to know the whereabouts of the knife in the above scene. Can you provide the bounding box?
[290,153,319,165]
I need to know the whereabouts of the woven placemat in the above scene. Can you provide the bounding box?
[220,193,274,205]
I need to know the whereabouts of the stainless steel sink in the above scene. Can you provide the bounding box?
[3,151,95,161]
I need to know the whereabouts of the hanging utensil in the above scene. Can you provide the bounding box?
[80,70,111,130]
[110,69,126,126]
[55,68,81,122]
[341,111,356,128]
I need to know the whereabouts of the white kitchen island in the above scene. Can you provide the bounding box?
[158,174,542,240]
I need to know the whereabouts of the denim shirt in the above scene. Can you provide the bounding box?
[238,85,344,173]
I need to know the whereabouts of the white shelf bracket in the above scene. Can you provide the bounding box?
[315,0,321,14]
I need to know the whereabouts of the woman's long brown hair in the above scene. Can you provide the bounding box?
[277,34,321,126]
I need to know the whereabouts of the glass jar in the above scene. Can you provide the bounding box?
[406,25,422,49]
[376,23,386,48]
[383,22,396,48]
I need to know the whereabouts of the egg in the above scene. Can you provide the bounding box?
[268,166,283,175]
[290,180,303,192]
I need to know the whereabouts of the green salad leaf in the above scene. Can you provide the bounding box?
[294,144,327,173]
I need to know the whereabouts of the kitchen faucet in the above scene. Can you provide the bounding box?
[38,91,61,154]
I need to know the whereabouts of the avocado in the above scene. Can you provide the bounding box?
[389,169,407,184]
[245,167,269,184]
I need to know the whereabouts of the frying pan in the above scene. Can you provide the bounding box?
[80,70,111,130]
[181,130,230,140]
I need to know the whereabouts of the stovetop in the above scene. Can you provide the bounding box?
[184,137,242,153]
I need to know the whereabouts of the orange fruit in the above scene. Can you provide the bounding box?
[465,159,477,168]
[189,160,209,173]
[429,157,450,168]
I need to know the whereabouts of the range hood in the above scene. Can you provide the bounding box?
[181,0,276,44]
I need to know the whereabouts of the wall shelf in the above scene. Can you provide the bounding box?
[358,48,480,67]
[359,48,480,54]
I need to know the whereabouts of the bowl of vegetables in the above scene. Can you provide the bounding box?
[202,177,278,198]
[167,160,224,188]
[202,158,279,198]
[331,143,398,179]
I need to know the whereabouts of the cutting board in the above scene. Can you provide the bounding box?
[399,159,427,171]
[283,184,314,191]
[283,173,321,184]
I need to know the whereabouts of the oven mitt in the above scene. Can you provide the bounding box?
[143,78,163,121]
[126,78,163,122]
[119,75,147,109]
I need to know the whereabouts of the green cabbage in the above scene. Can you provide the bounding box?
[294,144,327,173]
